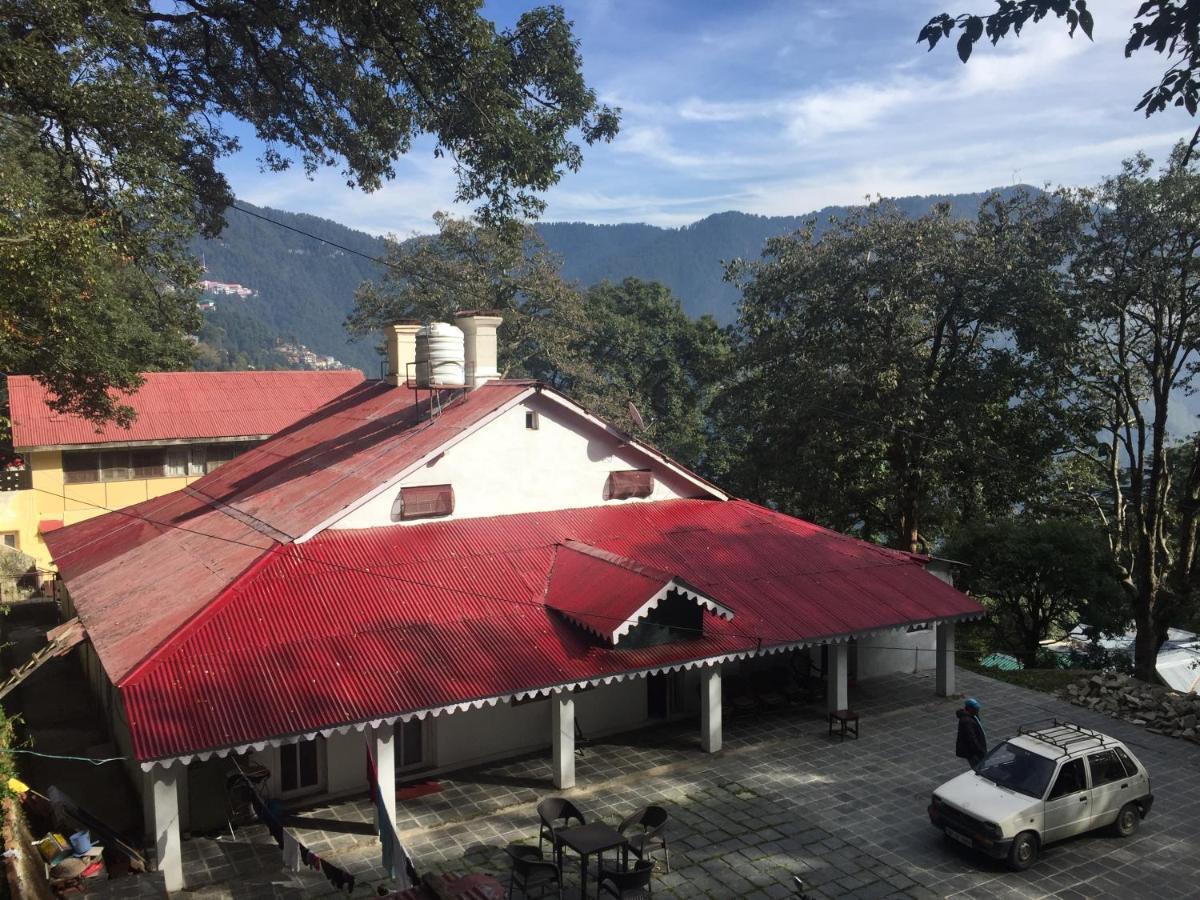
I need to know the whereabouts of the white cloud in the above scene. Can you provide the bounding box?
[220,0,1195,232]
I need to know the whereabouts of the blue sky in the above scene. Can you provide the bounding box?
[227,0,1191,236]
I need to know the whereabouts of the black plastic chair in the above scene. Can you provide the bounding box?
[618,806,670,873]
[505,844,563,899]
[537,797,586,867]
[598,860,654,899]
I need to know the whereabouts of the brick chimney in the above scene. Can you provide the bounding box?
[385,321,421,386]
[454,310,503,389]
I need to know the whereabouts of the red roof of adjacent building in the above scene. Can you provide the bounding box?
[46,381,535,682]
[116,498,980,762]
[7,370,364,449]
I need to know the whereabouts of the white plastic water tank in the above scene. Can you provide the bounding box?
[415,322,465,387]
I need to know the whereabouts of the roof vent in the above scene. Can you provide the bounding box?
[415,323,465,388]
[391,484,455,521]
[605,470,654,500]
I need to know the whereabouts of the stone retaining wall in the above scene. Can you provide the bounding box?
[1059,672,1200,742]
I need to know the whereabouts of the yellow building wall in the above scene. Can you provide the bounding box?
[9,449,200,572]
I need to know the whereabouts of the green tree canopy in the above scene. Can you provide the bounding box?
[349,212,592,387]
[574,278,731,468]
[946,517,1124,666]
[349,217,732,468]
[1062,145,1200,680]
[719,190,1082,552]
[0,0,617,423]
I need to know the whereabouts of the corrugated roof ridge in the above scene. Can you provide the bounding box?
[557,539,675,584]
[118,543,284,687]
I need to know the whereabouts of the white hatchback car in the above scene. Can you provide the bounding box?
[927,720,1153,870]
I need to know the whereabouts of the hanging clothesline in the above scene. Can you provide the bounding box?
[231,758,358,894]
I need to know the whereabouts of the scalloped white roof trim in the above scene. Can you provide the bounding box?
[140,610,983,771]
[557,580,735,644]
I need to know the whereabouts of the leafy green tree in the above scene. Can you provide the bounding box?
[0,0,617,423]
[946,518,1125,667]
[574,279,732,467]
[720,190,1082,552]
[919,1,1200,154]
[1064,145,1200,681]
[350,219,732,468]
[1,124,199,426]
[349,213,592,387]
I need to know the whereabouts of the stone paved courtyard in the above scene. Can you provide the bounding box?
[167,668,1200,899]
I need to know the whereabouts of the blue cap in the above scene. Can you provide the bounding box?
[965,698,981,710]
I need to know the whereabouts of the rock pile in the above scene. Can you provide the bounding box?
[1060,672,1200,743]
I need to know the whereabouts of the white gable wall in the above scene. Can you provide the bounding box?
[331,394,713,530]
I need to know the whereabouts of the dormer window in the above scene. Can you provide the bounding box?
[392,484,454,521]
[544,540,734,647]
[606,469,653,500]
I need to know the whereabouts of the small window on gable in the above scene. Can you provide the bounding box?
[525,410,539,430]
[606,469,654,500]
[394,484,455,521]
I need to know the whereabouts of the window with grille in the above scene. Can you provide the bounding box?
[62,451,101,484]
[605,469,654,500]
[205,443,241,472]
[131,448,165,479]
[395,484,455,521]
[186,445,207,476]
[164,449,189,477]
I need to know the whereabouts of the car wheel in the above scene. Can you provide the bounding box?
[1114,802,1140,837]
[1007,831,1039,871]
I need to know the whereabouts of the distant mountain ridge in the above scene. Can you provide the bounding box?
[194,187,1036,372]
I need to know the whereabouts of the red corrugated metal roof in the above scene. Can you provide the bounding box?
[45,381,534,681]
[7,370,364,449]
[118,498,983,762]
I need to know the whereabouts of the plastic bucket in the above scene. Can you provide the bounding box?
[69,830,92,855]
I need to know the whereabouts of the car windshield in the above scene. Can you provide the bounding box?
[976,742,1057,798]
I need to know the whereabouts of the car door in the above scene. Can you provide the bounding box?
[1042,757,1092,844]
[1087,749,1135,828]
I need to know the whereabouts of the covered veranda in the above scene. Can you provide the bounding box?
[158,662,1200,900]
[144,624,963,894]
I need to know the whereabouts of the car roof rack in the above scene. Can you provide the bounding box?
[1016,719,1114,756]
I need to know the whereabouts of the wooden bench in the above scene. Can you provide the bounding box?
[828,709,860,741]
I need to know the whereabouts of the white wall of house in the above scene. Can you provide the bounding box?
[331,396,710,530]
[433,677,650,772]
[855,627,937,679]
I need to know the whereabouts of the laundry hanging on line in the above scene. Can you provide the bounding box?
[246,781,355,894]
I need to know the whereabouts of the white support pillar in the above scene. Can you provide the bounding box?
[827,642,849,713]
[150,765,183,894]
[552,692,575,789]
[936,622,956,697]
[373,726,397,834]
[701,665,722,753]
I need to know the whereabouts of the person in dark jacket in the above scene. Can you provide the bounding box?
[955,698,987,768]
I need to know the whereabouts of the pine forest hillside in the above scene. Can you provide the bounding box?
[194,189,1036,374]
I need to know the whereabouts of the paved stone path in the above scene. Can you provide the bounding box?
[173,668,1200,899]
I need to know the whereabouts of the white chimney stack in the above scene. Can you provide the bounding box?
[454,310,503,389]
[385,321,421,386]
